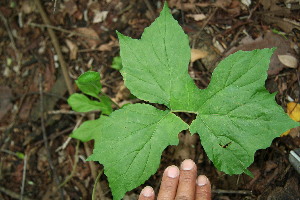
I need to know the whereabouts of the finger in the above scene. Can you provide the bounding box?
[195,175,211,200]
[138,186,155,200]
[157,165,180,200]
[175,159,197,200]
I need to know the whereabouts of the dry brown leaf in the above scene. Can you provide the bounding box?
[97,40,118,51]
[65,39,78,60]
[63,0,78,16]
[191,49,208,62]
[186,14,206,21]
[93,10,109,23]
[75,27,100,49]
[226,31,297,75]
[278,55,298,68]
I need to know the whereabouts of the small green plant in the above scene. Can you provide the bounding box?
[68,71,112,115]
[68,3,298,200]
[111,56,123,70]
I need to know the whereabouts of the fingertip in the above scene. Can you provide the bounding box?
[196,175,209,186]
[196,175,211,200]
[139,186,155,200]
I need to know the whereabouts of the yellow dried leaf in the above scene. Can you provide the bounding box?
[287,102,300,122]
[280,129,290,137]
[190,49,208,62]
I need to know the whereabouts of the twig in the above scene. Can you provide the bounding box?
[0,186,32,200]
[34,0,74,95]
[0,10,22,69]
[84,142,105,199]
[29,23,101,41]
[39,74,64,200]
[58,140,80,187]
[212,189,253,195]
[20,154,27,200]
[92,169,104,200]
[200,7,218,30]
[48,110,99,115]
[34,126,74,146]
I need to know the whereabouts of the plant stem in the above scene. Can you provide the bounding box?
[92,169,103,200]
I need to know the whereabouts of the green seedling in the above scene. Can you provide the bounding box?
[111,56,123,70]
[68,3,298,200]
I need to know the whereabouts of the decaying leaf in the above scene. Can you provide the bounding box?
[278,55,298,68]
[287,102,300,122]
[65,39,78,60]
[191,48,208,62]
[187,14,206,21]
[75,27,100,49]
[226,31,297,75]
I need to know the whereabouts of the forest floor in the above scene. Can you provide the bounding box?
[1,0,300,199]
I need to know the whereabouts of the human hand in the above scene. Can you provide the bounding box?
[138,159,211,200]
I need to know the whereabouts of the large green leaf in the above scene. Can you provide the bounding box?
[87,103,188,200]
[189,49,298,175]
[118,3,199,110]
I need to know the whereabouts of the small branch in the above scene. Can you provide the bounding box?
[92,169,104,200]
[59,140,80,187]
[0,186,32,200]
[34,0,74,94]
[0,11,22,69]
[84,142,105,199]
[48,110,99,115]
[20,154,27,200]
[39,74,64,200]
[212,189,253,195]
[29,23,101,41]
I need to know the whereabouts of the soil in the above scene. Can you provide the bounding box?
[0,0,300,200]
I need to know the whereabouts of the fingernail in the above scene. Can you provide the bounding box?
[167,166,179,178]
[141,186,154,197]
[197,175,208,186]
[181,159,195,170]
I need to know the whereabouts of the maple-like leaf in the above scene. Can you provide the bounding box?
[118,3,199,111]
[189,49,298,175]
[86,103,188,200]
[69,2,298,200]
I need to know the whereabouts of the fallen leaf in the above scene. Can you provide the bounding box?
[226,31,297,75]
[75,27,100,49]
[278,55,298,68]
[97,40,118,51]
[287,102,300,122]
[92,10,109,23]
[186,14,206,21]
[190,48,208,62]
[63,0,78,16]
[281,102,300,136]
[65,39,78,60]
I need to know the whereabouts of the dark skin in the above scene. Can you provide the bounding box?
[138,159,211,200]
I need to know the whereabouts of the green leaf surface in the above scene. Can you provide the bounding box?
[189,49,299,175]
[111,56,123,70]
[76,71,102,99]
[70,117,107,142]
[87,103,188,200]
[68,93,111,114]
[118,3,199,110]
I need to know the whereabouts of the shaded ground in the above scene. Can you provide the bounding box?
[1,0,300,199]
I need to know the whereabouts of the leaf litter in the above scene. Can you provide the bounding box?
[1,0,300,200]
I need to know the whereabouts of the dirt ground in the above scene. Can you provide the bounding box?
[1,0,300,199]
